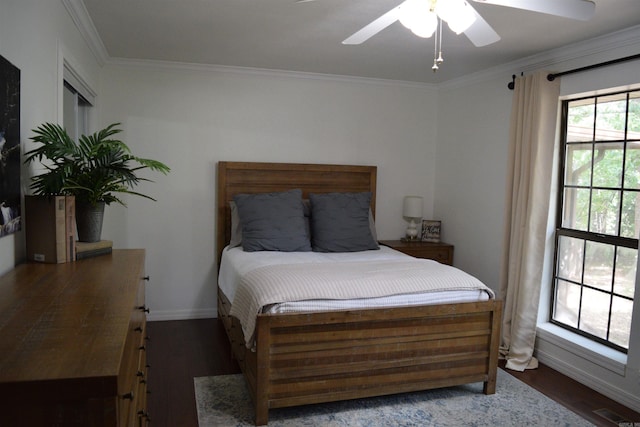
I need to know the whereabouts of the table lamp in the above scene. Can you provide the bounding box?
[403,196,423,240]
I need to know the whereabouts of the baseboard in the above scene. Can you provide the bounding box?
[535,346,640,413]
[147,307,217,322]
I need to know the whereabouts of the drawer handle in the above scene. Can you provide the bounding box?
[136,370,145,378]
[137,305,150,313]
[122,391,135,400]
[139,345,146,352]
[138,411,151,421]
[143,276,150,281]
[134,326,143,333]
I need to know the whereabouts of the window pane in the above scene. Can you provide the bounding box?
[567,99,594,142]
[579,287,610,340]
[565,144,592,186]
[77,97,90,136]
[595,94,627,141]
[610,296,632,349]
[584,241,614,291]
[624,142,640,189]
[592,142,623,188]
[562,188,590,231]
[589,189,620,235]
[553,279,580,328]
[614,247,637,299]
[628,91,640,138]
[557,236,583,283]
[621,191,640,239]
[64,80,91,141]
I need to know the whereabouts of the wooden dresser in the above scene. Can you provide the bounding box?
[0,249,149,426]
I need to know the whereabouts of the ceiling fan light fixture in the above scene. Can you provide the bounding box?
[411,11,438,38]
[398,0,430,32]
[399,0,476,39]
[436,0,476,34]
[433,0,455,22]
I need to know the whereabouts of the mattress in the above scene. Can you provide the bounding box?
[219,246,494,346]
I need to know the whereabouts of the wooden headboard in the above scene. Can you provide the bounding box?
[216,161,377,264]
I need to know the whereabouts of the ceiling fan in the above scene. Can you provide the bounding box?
[342,0,596,48]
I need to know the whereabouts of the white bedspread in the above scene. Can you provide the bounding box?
[220,246,494,347]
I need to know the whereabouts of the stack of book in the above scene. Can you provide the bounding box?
[25,195,76,263]
[76,240,113,260]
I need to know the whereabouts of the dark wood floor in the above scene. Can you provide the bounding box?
[146,318,640,427]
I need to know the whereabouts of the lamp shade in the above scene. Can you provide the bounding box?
[403,196,423,219]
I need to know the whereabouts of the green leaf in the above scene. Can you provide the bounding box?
[25,122,170,207]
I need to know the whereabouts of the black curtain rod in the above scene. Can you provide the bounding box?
[507,53,640,90]
[547,53,640,81]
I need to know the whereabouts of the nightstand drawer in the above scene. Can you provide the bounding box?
[405,247,452,263]
[379,240,454,265]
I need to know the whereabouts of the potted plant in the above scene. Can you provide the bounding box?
[24,122,170,242]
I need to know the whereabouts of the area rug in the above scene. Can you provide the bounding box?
[194,369,593,426]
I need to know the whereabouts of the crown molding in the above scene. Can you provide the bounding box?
[106,57,438,90]
[439,24,640,92]
[61,0,109,66]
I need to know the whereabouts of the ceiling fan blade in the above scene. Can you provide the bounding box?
[464,3,501,47]
[473,0,595,21]
[342,4,404,45]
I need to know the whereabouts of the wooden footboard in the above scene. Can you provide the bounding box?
[219,289,502,426]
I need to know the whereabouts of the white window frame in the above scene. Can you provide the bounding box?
[536,61,640,373]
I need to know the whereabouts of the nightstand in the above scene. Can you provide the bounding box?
[379,240,454,265]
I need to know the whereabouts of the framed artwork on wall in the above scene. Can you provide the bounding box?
[421,220,441,242]
[0,54,21,238]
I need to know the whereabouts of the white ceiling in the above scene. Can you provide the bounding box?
[80,0,640,84]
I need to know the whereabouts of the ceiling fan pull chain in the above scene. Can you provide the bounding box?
[437,17,444,65]
[432,18,440,72]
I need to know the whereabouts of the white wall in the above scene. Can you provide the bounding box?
[434,76,512,291]
[0,0,101,274]
[97,63,439,319]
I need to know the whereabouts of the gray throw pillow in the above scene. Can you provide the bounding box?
[228,201,242,248]
[233,189,311,252]
[229,198,312,248]
[309,192,379,252]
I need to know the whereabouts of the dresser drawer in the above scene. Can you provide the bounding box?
[135,343,149,426]
[119,275,148,426]
[119,319,141,424]
[135,312,149,426]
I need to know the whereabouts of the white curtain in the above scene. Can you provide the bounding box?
[500,70,560,371]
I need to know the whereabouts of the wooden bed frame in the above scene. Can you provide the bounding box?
[216,161,502,426]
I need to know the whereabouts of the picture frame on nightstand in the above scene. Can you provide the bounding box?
[421,220,441,242]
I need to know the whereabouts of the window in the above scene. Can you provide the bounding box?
[61,60,95,139]
[551,89,639,353]
[63,81,91,140]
